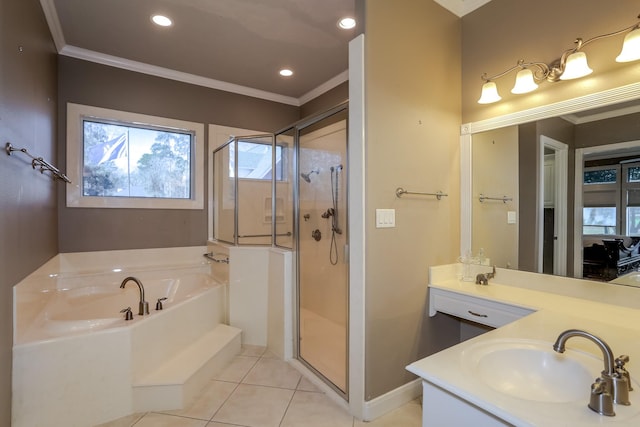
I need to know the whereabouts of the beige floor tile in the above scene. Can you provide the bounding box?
[261,349,281,359]
[133,412,208,427]
[159,380,238,420]
[212,355,259,383]
[280,390,353,427]
[207,421,238,427]
[240,344,266,357]
[242,358,302,389]
[94,412,146,427]
[212,384,294,427]
[205,423,242,427]
[296,375,321,392]
[353,399,422,427]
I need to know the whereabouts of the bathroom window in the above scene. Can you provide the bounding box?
[230,140,283,180]
[66,103,204,209]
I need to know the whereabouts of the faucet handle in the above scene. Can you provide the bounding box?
[589,377,616,416]
[120,307,134,321]
[616,355,633,392]
[156,297,168,311]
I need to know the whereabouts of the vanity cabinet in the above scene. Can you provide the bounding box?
[428,288,534,328]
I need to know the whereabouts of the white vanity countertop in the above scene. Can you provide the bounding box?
[407,265,640,426]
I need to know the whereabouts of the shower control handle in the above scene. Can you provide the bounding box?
[312,229,322,241]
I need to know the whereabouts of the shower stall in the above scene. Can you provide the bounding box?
[212,103,349,397]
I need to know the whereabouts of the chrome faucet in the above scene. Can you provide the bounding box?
[120,276,149,315]
[553,329,631,416]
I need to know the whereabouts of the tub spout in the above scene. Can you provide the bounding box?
[120,277,149,315]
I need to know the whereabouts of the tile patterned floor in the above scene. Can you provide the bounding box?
[98,346,422,427]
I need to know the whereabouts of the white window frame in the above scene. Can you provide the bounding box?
[66,103,204,209]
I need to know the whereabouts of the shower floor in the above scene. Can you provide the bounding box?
[299,307,347,392]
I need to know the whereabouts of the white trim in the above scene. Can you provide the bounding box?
[361,379,422,421]
[460,133,472,256]
[348,34,366,420]
[461,83,640,275]
[461,82,640,135]
[60,45,300,106]
[574,150,585,278]
[40,0,344,107]
[66,103,205,209]
[298,70,349,105]
[39,0,65,51]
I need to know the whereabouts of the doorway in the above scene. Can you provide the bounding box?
[539,136,568,276]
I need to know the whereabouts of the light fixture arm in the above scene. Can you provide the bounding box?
[548,15,640,81]
[482,59,550,83]
[478,13,640,104]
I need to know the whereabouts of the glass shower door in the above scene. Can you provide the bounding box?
[297,107,348,395]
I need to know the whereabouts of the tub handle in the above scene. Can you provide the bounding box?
[156,297,168,311]
[120,307,134,321]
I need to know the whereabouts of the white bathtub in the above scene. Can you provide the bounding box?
[12,247,235,427]
[17,270,218,343]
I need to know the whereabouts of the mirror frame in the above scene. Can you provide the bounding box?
[460,81,640,277]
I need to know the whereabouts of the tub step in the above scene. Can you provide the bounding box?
[132,324,241,412]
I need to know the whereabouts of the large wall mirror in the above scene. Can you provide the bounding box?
[461,82,640,286]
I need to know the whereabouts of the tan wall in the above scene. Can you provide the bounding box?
[363,0,462,399]
[0,0,58,422]
[472,126,519,268]
[462,0,640,123]
[57,56,300,253]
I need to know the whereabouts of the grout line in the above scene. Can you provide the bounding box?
[278,389,299,427]
[208,380,241,423]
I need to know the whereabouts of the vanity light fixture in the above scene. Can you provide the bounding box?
[478,14,640,104]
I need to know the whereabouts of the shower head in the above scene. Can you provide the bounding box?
[300,168,319,183]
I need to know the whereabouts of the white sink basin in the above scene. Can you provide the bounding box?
[462,338,603,402]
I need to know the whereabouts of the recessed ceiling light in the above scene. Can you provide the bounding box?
[151,14,173,27]
[279,69,293,77]
[338,17,356,29]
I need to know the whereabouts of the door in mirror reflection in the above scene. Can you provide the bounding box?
[539,136,568,276]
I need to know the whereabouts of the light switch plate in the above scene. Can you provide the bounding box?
[376,209,396,228]
[507,211,517,224]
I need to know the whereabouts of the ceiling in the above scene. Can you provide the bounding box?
[41,0,491,106]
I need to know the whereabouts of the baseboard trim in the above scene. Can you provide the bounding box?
[361,378,422,421]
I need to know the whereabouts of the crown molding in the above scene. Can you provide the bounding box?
[59,45,300,106]
[40,0,345,107]
[298,70,349,105]
[40,0,65,51]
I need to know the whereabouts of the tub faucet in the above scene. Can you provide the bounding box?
[120,277,149,315]
[553,329,631,415]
